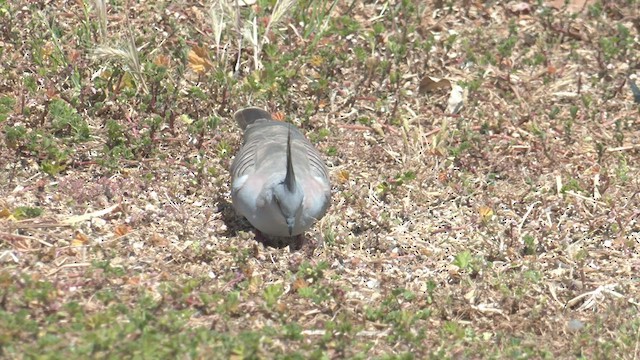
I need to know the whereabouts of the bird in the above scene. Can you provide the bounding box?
[230,107,331,240]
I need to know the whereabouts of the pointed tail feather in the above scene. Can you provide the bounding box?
[234,107,273,130]
[284,124,296,192]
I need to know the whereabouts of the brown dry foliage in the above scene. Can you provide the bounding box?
[0,0,639,358]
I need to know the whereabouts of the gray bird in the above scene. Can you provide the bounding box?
[230,107,331,238]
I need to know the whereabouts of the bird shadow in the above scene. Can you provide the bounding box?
[217,195,304,250]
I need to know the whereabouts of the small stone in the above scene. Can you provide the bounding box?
[568,319,585,331]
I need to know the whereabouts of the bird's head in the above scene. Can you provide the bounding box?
[273,184,303,236]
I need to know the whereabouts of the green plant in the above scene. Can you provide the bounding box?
[263,283,284,309]
[0,96,14,122]
[523,234,536,255]
[218,291,241,316]
[4,125,26,149]
[561,178,583,193]
[49,99,90,141]
[452,250,474,271]
[13,206,43,219]
[323,227,336,245]
[375,170,416,198]
[296,261,328,283]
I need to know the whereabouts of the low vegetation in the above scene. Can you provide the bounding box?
[1,0,639,358]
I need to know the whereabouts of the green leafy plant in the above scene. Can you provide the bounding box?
[0,96,14,122]
[263,283,284,309]
[452,250,474,271]
[49,99,90,141]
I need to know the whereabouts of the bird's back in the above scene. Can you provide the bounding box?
[231,114,328,187]
[230,107,331,237]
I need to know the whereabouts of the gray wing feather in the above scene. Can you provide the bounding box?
[303,140,329,180]
[231,121,291,181]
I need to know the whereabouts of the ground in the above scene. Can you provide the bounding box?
[1,0,639,358]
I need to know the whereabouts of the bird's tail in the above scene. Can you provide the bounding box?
[284,124,296,192]
[234,107,273,130]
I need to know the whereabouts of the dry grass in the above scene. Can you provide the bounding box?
[0,0,639,358]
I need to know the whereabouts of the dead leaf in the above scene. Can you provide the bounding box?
[114,224,132,237]
[68,49,81,63]
[71,232,89,246]
[293,278,308,290]
[42,42,54,58]
[0,208,11,218]
[187,46,213,75]
[419,76,451,94]
[242,265,253,278]
[272,111,285,121]
[545,0,595,13]
[126,276,141,286]
[478,206,494,223]
[370,122,384,136]
[309,55,324,67]
[365,57,379,72]
[46,84,58,99]
[153,54,170,68]
[336,170,350,184]
[149,233,169,246]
